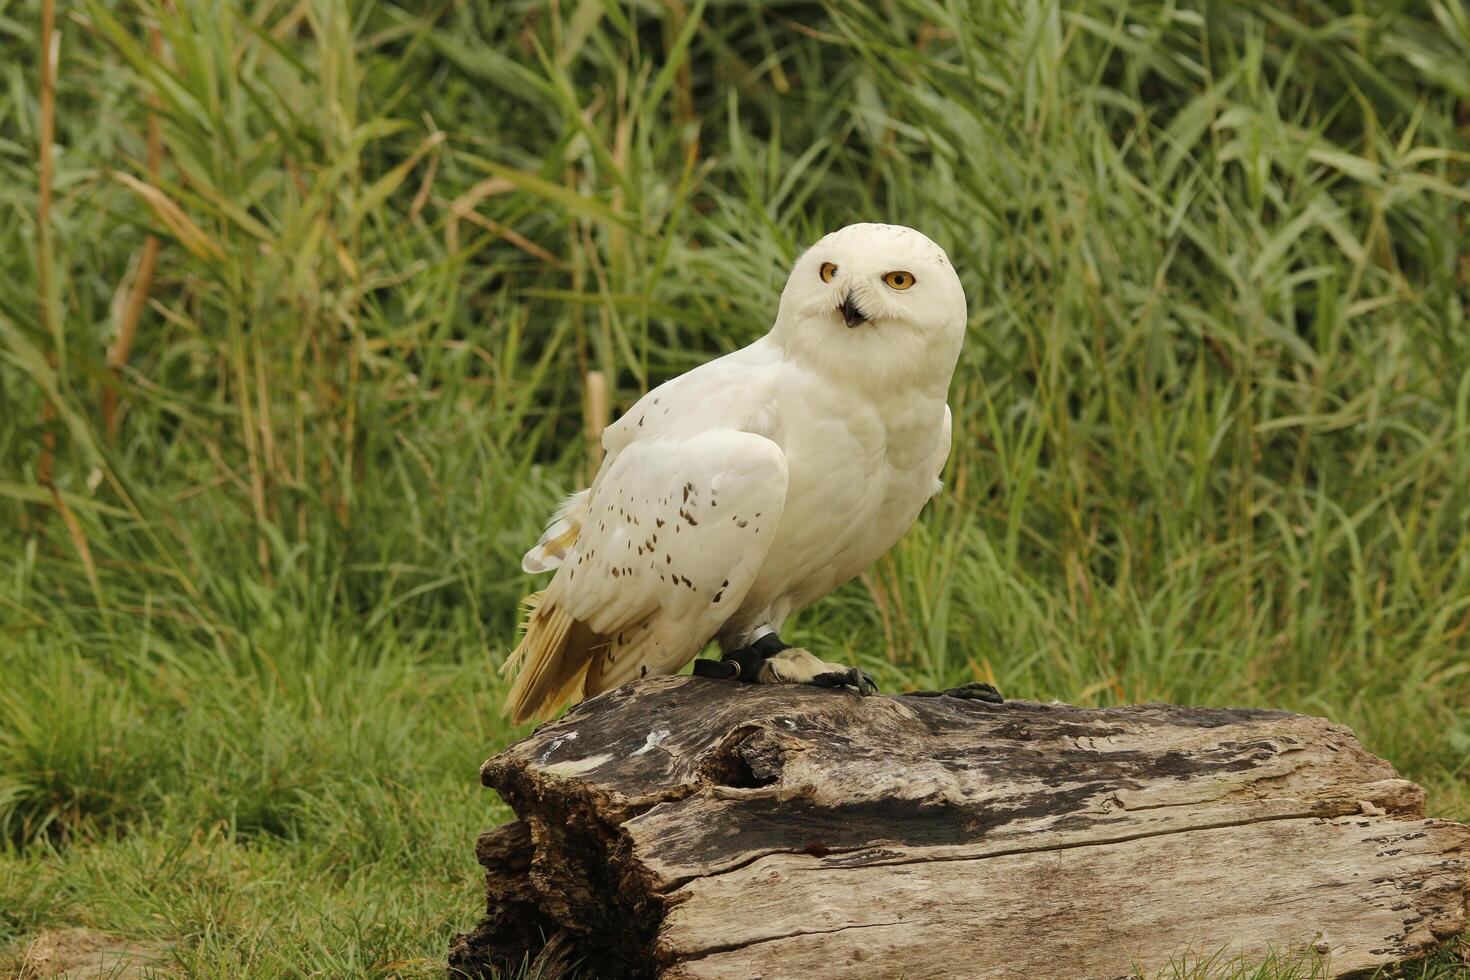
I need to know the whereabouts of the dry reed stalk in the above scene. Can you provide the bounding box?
[230,340,271,575]
[50,485,105,622]
[253,336,279,479]
[858,568,898,663]
[444,174,514,254]
[584,370,608,478]
[36,0,55,327]
[269,0,312,41]
[408,147,439,222]
[103,23,165,442]
[35,0,58,491]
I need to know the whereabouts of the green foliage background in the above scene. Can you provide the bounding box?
[1,0,1467,975]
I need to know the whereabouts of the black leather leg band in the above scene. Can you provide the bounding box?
[692,636,786,684]
[749,633,790,658]
[725,645,767,681]
[692,658,739,680]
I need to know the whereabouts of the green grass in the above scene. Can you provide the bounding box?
[1,0,1468,976]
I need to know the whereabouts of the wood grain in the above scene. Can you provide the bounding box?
[449,676,1468,979]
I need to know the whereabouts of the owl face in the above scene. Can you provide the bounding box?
[773,223,967,383]
[781,223,964,332]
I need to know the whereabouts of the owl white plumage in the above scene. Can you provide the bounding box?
[504,223,966,723]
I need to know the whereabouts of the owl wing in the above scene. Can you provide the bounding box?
[503,427,787,722]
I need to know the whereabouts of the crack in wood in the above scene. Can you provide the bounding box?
[670,808,1394,890]
[672,917,908,964]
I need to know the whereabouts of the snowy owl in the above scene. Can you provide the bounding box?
[504,223,966,723]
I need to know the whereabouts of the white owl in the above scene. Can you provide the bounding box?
[504,223,966,723]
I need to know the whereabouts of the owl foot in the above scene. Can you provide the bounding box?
[756,648,878,696]
[903,681,1004,703]
[692,638,877,695]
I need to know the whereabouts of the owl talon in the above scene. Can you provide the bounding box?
[812,667,878,696]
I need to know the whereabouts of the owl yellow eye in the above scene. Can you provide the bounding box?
[819,262,838,283]
[883,270,916,290]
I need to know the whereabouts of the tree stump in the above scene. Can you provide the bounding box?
[449,676,1469,979]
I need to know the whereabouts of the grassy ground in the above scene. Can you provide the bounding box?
[1,0,1467,976]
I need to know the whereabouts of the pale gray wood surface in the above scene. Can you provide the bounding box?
[449,676,1469,979]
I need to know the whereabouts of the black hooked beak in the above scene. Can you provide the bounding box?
[839,291,869,328]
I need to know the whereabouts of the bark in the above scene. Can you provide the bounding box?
[450,676,1469,979]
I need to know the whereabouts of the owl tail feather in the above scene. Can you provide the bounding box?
[502,592,602,725]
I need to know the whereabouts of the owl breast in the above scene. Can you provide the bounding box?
[724,380,949,635]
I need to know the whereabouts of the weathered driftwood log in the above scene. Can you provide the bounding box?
[449,676,1469,979]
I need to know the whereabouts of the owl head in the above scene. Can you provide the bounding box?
[770,223,966,387]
